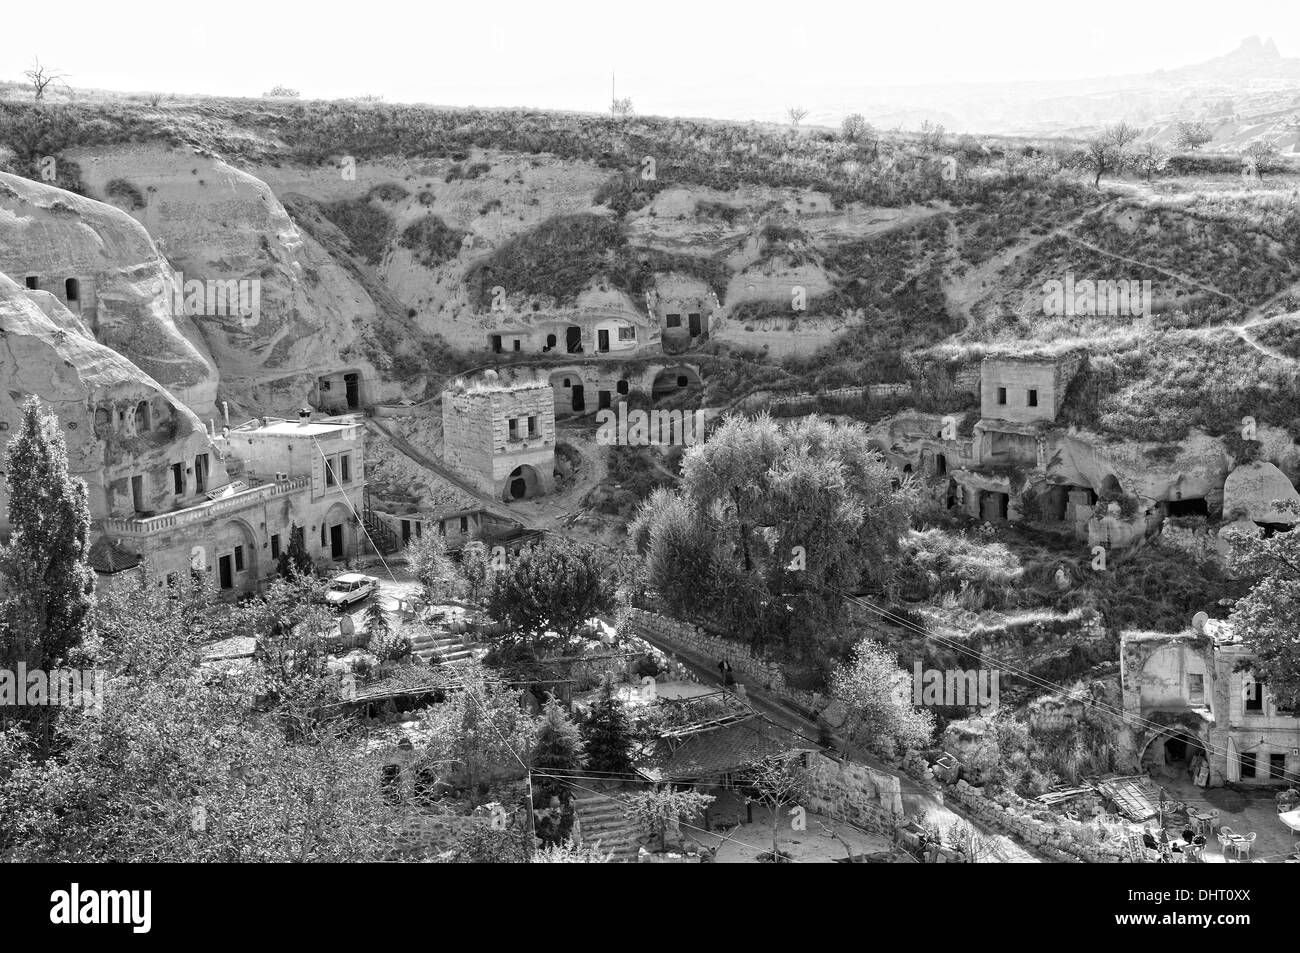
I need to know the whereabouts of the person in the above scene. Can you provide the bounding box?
[718,658,734,686]
[1141,826,1158,850]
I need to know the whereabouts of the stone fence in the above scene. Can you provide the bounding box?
[806,753,904,836]
[618,607,821,711]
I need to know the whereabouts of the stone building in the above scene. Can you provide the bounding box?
[441,371,555,502]
[644,274,719,353]
[485,305,660,358]
[1119,620,1300,788]
[97,413,367,595]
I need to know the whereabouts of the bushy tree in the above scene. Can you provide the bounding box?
[406,532,459,603]
[1228,503,1300,706]
[581,675,635,774]
[531,695,586,803]
[630,414,915,656]
[485,537,614,647]
[1075,121,1140,188]
[830,638,935,759]
[1173,120,1213,151]
[0,398,95,752]
[276,525,314,578]
[460,540,491,605]
[622,788,715,852]
[415,661,537,805]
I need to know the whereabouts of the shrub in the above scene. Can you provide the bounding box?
[104,178,146,210]
[399,216,467,268]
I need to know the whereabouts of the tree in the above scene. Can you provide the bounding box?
[364,600,391,640]
[787,106,809,127]
[630,415,916,656]
[918,120,946,151]
[841,113,872,144]
[1076,122,1140,188]
[405,532,458,603]
[415,661,537,805]
[611,97,634,118]
[1228,503,1300,705]
[740,756,811,862]
[830,638,935,759]
[460,540,491,605]
[22,58,68,102]
[263,85,300,98]
[622,788,714,852]
[1173,120,1214,151]
[530,695,586,803]
[1132,142,1170,183]
[0,398,94,751]
[485,537,614,647]
[581,675,635,774]
[1244,141,1282,182]
[0,578,401,862]
[276,525,314,578]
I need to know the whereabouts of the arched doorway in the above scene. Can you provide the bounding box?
[323,502,353,561]
[214,519,258,594]
[505,465,541,501]
[1138,728,1208,782]
[652,365,702,403]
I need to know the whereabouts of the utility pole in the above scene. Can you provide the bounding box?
[524,770,537,858]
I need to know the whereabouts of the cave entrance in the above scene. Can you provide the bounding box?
[980,491,1009,521]
[1166,497,1208,518]
[345,373,361,410]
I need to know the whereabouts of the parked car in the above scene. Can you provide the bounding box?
[325,572,379,610]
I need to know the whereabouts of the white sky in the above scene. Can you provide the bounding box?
[3,0,1298,119]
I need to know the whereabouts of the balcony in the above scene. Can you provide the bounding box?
[101,475,313,537]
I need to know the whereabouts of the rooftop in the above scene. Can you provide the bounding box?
[228,413,364,438]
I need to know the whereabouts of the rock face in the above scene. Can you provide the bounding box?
[0,272,225,534]
[68,144,406,414]
[1223,460,1300,523]
[0,171,219,417]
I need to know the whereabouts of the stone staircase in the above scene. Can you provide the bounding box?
[572,788,645,862]
[409,628,477,664]
[361,512,403,555]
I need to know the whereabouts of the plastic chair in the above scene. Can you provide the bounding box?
[1233,832,1256,861]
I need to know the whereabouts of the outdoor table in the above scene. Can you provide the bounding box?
[1280,809,1300,835]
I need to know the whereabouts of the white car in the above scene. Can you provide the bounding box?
[325,573,379,610]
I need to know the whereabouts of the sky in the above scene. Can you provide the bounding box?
[4,0,1300,121]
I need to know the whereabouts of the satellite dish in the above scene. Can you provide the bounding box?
[1192,611,1209,633]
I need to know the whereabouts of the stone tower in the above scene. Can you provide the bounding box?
[441,371,556,502]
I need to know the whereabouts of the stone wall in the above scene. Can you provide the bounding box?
[805,753,904,835]
[619,607,804,701]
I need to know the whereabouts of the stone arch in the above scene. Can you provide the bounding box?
[322,502,354,561]
[548,369,586,414]
[214,518,258,593]
[505,464,542,502]
[652,365,702,403]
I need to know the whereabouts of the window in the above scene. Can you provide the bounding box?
[271,534,281,560]
[997,387,1007,405]
[415,521,422,539]
[65,278,79,303]
[194,454,209,494]
[320,525,327,547]
[234,546,245,572]
[1245,676,1264,712]
[1188,673,1205,706]
[340,453,351,484]
[508,418,519,441]
[134,401,151,433]
[460,516,469,534]
[172,462,184,495]
[562,378,570,387]
[546,334,557,348]
[131,475,145,512]
[325,456,337,487]
[677,375,688,388]
[1270,753,1288,781]
[1027,389,1039,407]
[491,334,503,353]
[617,380,628,395]
[528,416,538,437]
[438,521,447,537]
[1240,752,1257,779]
[618,326,635,341]
[666,313,681,328]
